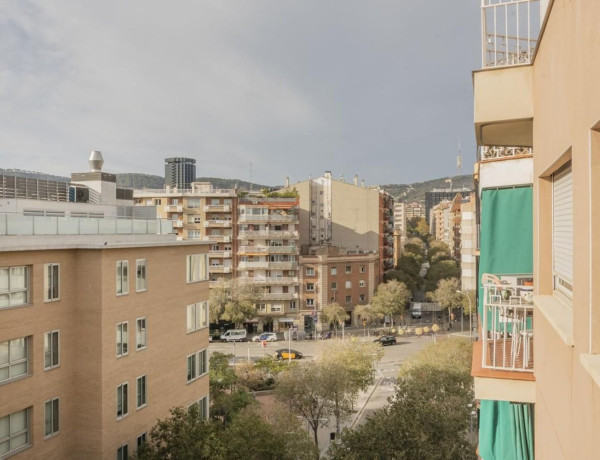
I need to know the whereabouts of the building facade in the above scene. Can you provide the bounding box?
[164,157,196,190]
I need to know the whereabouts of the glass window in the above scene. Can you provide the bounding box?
[198,395,209,420]
[116,322,128,357]
[345,265,351,274]
[44,331,60,370]
[44,264,60,302]
[359,265,366,273]
[0,408,31,456]
[306,283,315,292]
[331,282,337,290]
[345,296,352,304]
[116,383,128,419]
[187,354,197,382]
[136,259,147,292]
[116,261,129,295]
[305,267,315,276]
[330,267,337,275]
[136,318,147,350]
[359,294,366,302]
[0,337,30,383]
[0,266,30,308]
[199,350,208,376]
[345,281,352,289]
[137,375,147,409]
[186,255,208,283]
[44,398,59,437]
[187,302,208,333]
[137,433,147,450]
[117,444,128,460]
[359,280,366,287]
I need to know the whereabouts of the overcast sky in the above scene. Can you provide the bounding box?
[0,1,480,186]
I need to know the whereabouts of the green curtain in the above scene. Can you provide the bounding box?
[479,400,534,460]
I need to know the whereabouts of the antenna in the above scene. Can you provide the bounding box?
[457,138,463,176]
[250,162,253,192]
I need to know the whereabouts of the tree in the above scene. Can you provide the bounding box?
[387,252,422,293]
[209,280,264,327]
[371,280,411,328]
[459,289,476,317]
[328,339,475,460]
[209,352,237,392]
[424,259,460,292]
[320,302,348,335]
[427,278,463,324]
[354,303,382,326]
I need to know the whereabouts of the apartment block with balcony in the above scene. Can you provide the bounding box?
[236,197,300,332]
[134,182,237,287]
[458,193,477,292]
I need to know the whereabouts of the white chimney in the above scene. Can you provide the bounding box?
[89,150,104,172]
[353,174,358,186]
[324,171,331,180]
[361,180,365,188]
[285,177,290,188]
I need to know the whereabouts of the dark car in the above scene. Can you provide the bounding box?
[275,349,303,360]
[374,335,397,346]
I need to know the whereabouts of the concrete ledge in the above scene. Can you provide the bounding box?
[474,376,536,403]
[580,354,600,389]
[534,295,574,346]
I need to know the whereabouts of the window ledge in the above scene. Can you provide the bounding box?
[580,354,600,389]
[534,295,574,346]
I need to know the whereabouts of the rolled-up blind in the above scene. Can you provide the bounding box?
[552,163,573,294]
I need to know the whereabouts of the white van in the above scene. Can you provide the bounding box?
[411,304,422,319]
[220,329,247,342]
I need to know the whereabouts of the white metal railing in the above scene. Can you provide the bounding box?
[239,276,298,285]
[261,292,299,301]
[208,250,232,258]
[482,0,540,68]
[481,146,533,161]
[238,245,297,254]
[209,265,231,274]
[0,213,174,236]
[481,273,534,372]
[237,230,299,239]
[238,214,298,223]
[238,261,270,269]
[202,235,231,243]
[268,262,298,270]
[164,205,183,213]
[203,219,232,227]
[203,205,231,212]
[173,220,184,228]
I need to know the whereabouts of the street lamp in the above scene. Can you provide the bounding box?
[456,290,473,340]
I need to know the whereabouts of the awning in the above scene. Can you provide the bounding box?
[244,319,259,324]
[278,318,294,323]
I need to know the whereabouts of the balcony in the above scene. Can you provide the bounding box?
[164,205,183,213]
[238,261,270,270]
[203,219,232,228]
[238,214,298,224]
[239,276,298,285]
[172,220,184,228]
[261,292,299,301]
[481,274,534,373]
[209,250,232,258]
[204,205,231,212]
[209,265,231,274]
[238,245,298,255]
[238,230,299,239]
[202,235,231,243]
[268,262,298,270]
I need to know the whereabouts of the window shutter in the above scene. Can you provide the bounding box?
[552,163,573,293]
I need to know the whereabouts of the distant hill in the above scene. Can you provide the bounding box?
[115,173,268,191]
[381,174,474,202]
[0,168,69,182]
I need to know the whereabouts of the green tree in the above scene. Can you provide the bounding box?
[209,352,237,392]
[320,302,349,335]
[424,259,460,292]
[354,303,382,326]
[387,252,422,293]
[371,280,411,328]
[209,280,264,327]
[427,278,463,324]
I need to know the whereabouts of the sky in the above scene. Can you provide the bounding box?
[0,1,481,186]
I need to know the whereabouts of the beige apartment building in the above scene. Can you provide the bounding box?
[299,247,379,333]
[134,183,238,287]
[473,0,600,458]
[429,199,453,249]
[457,193,476,292]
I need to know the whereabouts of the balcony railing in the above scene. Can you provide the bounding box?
[204,205,231,212]
[209,265,232,274]
[172,220,184,228]
[202,235,231,243]
[481,0,540,68]
[238,261,270,269]
[480,146,533,162]
[481,273,534,372]
[268,262,298,270]
[164,205,183,213]
[239,276,298,285]
[261,292,299,301]
[203,219,232,228]
[238,230,299,239]
[238,214,298,223]
[208,250,232,258]
[238,245,298,254]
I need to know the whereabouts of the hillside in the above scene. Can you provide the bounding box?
[0,168,69,182]
[381,174,474,202]
[115,173,268,191]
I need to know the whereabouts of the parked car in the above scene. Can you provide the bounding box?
[252,332,278,342]
[220,329,247,342]
[411,304,422,319]
[374,335,397,346]
[275,349,303,360]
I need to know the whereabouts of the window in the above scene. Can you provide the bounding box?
[187,302,209,333]
[187,349,208,383]
[116,322,128,357]
[137,433,147,450]
[306,283,315,292]
[0,408,31,456]
[345,296,352,304]
[553,163,573,296]
[289,301,296,310]
[44,263,60,302]
[331,282,337,290]
[271,305,282,312]
[345,281,352,289]
[198,395,209,420]
[330,267,337,275]
[0,337,30,383]
[186,254,208,283]
[44,398,59,437]
[116,383,128,419]
[116,261,129,295]
[359,294,366,302]
[345,265,351,274]
[0,266,30,308]
[306,299,314,307]
[137,375,147,409]
[359,265,365,273]
[136,259,147,292]
[154,198,162,206]
[359,280,366,288]
[305,267,315,276]
[117,444,128,460]
[44,330,60,370]
[187,198,200,208]
[257,304,266,312]
[136,318,147,350]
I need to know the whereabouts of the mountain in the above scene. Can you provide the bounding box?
[380,174,474,202]
[0,168,69,182]
[115,173,268,191]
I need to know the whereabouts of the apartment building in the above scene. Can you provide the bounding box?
[236,197,300,333]
[472,0,600,458]
[404,201,426,221]
[134,183,237,287]
[458,193,476,292]
[164,157,196,190]
[429,199,453,249]
[299,247,379,333]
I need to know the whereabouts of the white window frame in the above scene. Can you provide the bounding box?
[359,265,366,273]
[0,408,31,456]
[359,294,366,302]
[137,433,147,450]
[116,383,129,420]
[136,375,147,409]
[187,349,208,384]
[345,295,352,304]
[116,322,129,358]
[136,317,147,351]
[44,397,60,438]
[0,336,30,383]
[359,280,366,288]
[330,267,337,275]
[136,259,147,292]
[345,265,352,274]
[117,443,129,460]
[305,267,315,276]
[306,283,315,292]
[116,261,129,296]
[345,281,352,289]
[289,301,296,310]
[187,301,209,333]
[44,263,60,302]
[186,254,208,283]
[306,298,314,307]
[187,353,197,383]
[552,163,573,297]
[0,265,31,308]
[44,330,60,370]
[198,395,209,420]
